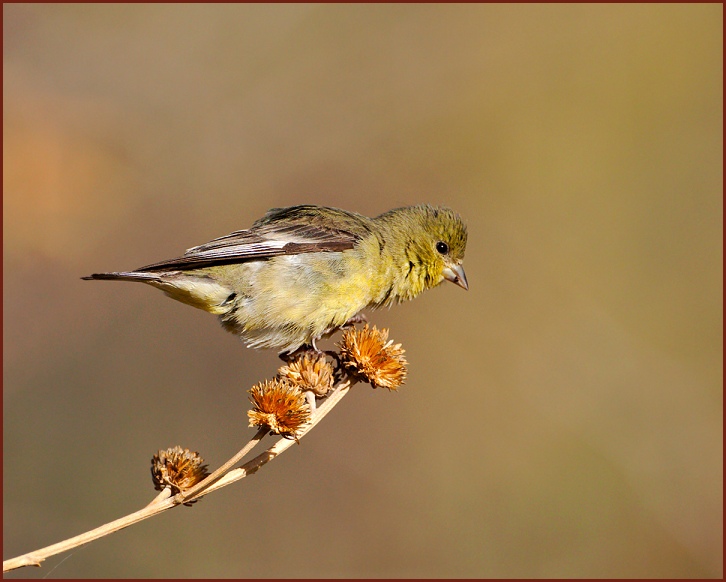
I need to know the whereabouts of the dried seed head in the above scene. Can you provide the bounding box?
[151,446,209,504]
[339,325,407,390]
[248,379,311,440]
[278,353,335,397]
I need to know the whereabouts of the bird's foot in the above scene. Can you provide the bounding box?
[342,313,368,328]
[278,343,324,363]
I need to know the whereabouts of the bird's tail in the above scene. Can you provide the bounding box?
[81,271,160,283]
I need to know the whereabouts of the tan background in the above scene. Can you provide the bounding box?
[3,4,722,578]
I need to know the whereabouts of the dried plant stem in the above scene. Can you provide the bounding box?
[186,379,353,498]
[2,380,352,573]
[175,426,267,504]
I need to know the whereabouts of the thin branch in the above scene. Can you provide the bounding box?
[185,379,353,500]
[175,426,267,504]
[2,380,353,573]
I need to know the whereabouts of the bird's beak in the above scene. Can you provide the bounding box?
[442,264,468,291]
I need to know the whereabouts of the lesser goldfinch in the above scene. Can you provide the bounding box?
[83,204,468,353]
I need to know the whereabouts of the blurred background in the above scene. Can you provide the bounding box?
[3,4,722,578]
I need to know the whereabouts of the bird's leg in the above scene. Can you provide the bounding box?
[317,312,368,342]
[278,343,323,363]
[342,312,368,327]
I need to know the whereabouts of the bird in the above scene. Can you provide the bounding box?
[83,204,468,354]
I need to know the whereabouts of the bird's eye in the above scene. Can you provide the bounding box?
[436,241,449,255]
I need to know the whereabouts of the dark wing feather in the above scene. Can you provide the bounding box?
[135,206,373,272]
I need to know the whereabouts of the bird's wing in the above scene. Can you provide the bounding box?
[135,206,372,272]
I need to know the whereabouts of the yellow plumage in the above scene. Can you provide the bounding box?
[84,204,468,353]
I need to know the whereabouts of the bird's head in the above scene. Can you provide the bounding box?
[378,205,468,297]
[417,205,468,291]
